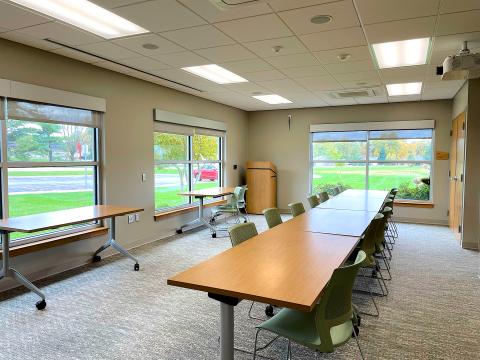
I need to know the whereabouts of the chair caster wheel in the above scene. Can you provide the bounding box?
[371,270,377,278]
[36,299,46,310]
[176,229,183,234]
[93,255,101,263]
[212,233,217,238]
[134,263,139,271]
[352,325,360,337]
[265,305,274,317]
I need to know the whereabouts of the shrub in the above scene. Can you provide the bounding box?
[313,183,351,196]
[397,181,430,200]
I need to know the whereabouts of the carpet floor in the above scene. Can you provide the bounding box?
[0,216,479,360]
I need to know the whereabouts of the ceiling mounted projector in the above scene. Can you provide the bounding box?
[437,41,480,80]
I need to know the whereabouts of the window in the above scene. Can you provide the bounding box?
[154,131,223,211]
[311,127,433,201]
[2,99,102,243]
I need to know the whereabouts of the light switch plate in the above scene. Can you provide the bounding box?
[142,173,147,182]
[128,214,135,224]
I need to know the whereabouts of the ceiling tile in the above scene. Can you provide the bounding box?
[112,0,206,32]
[437,10,480,36]
[278,92,328,107]
[113,34,185,56]
[93,61,135,75]
[280,66,328,78]
[257,79,307,93]
[423,79,465,90]
[15,22,103,46]
[314,46,372,64]
[338,78,382,89]
[380,65,428,82]
[364,17,436,44]
[221,58,273,73]
[243,69,287,82]
[355,95,388,104]
[295,75,343,91]
[0,31,60,51]
[300,27,366,51]
[439,0,480,14]
[265,53,320,69]
[355,0,439,24]
[423,65,443,82]
[178,0,272,23]
[277,1,360,35]
[315,94,357,106]
[432,32,480,54]
[91,0,142,8]
[0,2,50,30]
[243,36,308,58]
[223,82,270,95]
[117,56,170,70]
[214,14,292,42]
[268,0,333,12]
[148,68,221,91]
[388,94,421,102]
[161,25,235,50]
[324,59,375,74]
[153,51,210,67]
[195,44,256,63]
[333,70,380,82]
[51,47,102,63]
[78,42,139,60]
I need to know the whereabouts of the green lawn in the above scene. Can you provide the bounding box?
[155,181,219,209]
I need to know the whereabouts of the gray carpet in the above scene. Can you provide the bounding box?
[0,216,479,360]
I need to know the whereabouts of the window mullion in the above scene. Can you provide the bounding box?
[366,131,370,191]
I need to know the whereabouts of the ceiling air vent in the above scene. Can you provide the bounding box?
[329,87,382,99]
[210,0,265,8]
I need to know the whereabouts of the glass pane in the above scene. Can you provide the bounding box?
[368,163,430,200]
[369,138,432,161]
[7,120,95,162]
[312,163,366,194]
[192,134,220,161]
[370,129,433,140]
[154,133,188,161]
[154,164,189,209]
[8,167,96,240]
[312,141,367,161]
[312,131,367,142]
[192,163,220,194]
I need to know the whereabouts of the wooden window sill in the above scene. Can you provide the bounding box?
[0,227,109,258]
[154,199,227,221]
[394,201,434,208]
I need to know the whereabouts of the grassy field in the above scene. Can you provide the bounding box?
[155,181,218,209]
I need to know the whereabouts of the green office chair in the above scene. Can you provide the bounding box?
[318,191,329,203]
[210,186,248,232]
[228,222,257,247]
[288,202,305,217]
[307,195,320,208]
[263,208,282,229]
[252,251,367,360]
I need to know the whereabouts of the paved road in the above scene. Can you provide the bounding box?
[9,174,196,194]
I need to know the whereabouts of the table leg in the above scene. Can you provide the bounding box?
[0,232,46,310]
[177,197,218,237]
[220,302,234,360]
[93,217,140,271]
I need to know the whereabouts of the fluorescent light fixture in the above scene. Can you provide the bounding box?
[386,82,422,96]
[8,0,148,39]
[372,38,430,69]
[182,64,248,84]
[252,94,292,104]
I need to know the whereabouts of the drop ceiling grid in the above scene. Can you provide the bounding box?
[0,0,476,110]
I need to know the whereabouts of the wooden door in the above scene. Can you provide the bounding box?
[449,112,465,240]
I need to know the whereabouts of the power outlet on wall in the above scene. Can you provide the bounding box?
[128,214,135,224]
[135,213,140,222]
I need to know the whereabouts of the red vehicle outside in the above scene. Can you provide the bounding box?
[193,165,218,181]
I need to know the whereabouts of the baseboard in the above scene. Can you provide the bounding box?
[393,217,448,226]
[462,243,479,251]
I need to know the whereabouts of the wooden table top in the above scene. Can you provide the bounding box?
[0,205,144,233]
[290,209,378,237]
[168,226,359,312]
[340,189,389,199]
[318,195,386,211]
[178,186,235,198]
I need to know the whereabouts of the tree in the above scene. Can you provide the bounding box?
[154,133,188,191]
[37,123,62,161]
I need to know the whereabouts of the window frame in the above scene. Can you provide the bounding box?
[309,128,435,202]
[1,98,103,247]
[154,131,224,212]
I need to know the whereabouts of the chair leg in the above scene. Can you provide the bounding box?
[351,320,365,360]
[286,339,292,360]
[248,301,267,321]
[252,328,260,360]
[358,270,379,317]
[376,260,389,296]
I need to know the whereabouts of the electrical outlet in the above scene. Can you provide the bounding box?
[128,214,135,224]
[141,173,147,182]
[135,213,140,222]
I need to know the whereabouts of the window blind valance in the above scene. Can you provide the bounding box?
[154,109,226,138]
[310,120,435,133]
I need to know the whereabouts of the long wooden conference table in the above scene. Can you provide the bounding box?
[168,189,389,359]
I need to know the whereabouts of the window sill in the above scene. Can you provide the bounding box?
[154,199,227,221]
[394,201,434,208]
[0,227,109,258]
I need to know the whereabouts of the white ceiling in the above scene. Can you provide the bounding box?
[0,0,478,111]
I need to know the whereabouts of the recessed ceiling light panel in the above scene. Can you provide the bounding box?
[372,38,430,69]
[386,82,422,96]
[252,94,292,104]
[182,64,248,84]
[8,0,148,39]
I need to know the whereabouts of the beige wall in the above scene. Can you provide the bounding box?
[0,39,249,290]
[247,101,453,224]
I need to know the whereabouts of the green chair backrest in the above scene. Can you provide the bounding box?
[228,222,258,247]
[307,195,320,208]
[314,250,366,352]
[318,191,329,203]
[358,213,384,261]
[332,187,340,196]
[263,208,282,229]
[288,202,305,217]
